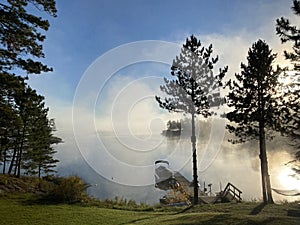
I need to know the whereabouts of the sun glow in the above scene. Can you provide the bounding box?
[278,167,300,190]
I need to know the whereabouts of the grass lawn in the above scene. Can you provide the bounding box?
[0,193,299,225]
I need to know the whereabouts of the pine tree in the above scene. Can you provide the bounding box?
[226,40,284,204]
[0,0,57,75]
[0,79,61,177]
[0,74,25,174]
[276,0,300,178]
[24,113,60,178]
[15,86,60,177]
[156,35,227,204]
[276,0,300,71]
[0,0,60,177]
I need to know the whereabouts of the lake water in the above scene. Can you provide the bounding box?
[61,128,300,204]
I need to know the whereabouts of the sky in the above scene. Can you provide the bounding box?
[29,0,295,102]
[25,0,300,203]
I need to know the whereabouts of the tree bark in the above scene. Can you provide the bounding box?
[2,150,6,174]
[16,146,22,177]
[16,127,26,178]
[257,67,274,204]
[9,129,20,175]
[259,122,274,204]
[38,163,41,178]
[8,146,17,174]
[191,111,198,205]
[259,155,267,202]
[259,123,267,203]
[263,141,274,203]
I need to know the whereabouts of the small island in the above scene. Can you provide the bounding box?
[161,120,181,137]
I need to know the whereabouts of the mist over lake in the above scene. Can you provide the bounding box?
[55,118,300,204]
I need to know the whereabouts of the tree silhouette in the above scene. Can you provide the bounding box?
[276,0,300,71]
[21,90,61,178]
[226,40,285,204]
[276,0,300,179]
[0,0,60,177]
[0,79,61,177]
[156,35,227,204]
[0,0,57,75]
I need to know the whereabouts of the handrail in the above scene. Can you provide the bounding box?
[222,182,242,202]
[227,182,242,194]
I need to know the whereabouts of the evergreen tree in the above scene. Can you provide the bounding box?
[226,40,284,204]
[0,0,60,177]
[20,89,60,178]
[276,0,300,177]
[156,35,227,204]
[24,117,60,178]
[0,0,57,75]
[0,74,25,174]
[0,75,61,177]
[166,120,181,130]
[276,0,300,71]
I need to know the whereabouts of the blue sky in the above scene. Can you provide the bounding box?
[27,0,295,143]
[24,0,300,198]
[29,0,293,102]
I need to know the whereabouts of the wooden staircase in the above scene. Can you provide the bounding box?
[214,182,242,203]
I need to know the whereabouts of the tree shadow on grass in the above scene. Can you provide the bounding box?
[287,208,300,217]
[173,205,194,214]
[249,203,266,215]
[121,216,158,225]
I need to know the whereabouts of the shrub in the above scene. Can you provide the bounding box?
[46,176,90,203]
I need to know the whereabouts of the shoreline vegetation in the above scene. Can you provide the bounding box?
[0,174,300,225]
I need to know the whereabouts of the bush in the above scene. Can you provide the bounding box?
[46,176,90,203]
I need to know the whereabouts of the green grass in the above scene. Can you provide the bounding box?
[0,193,299,225]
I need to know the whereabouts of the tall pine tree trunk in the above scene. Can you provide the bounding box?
[16,131,25,177]
[8,129,20,174]
[259,122,274,204]
[262,138,274,204]
[16,122,27,177]
[191,111,199,205]
[16,143,23,178]
[38,163,41,178]
[259,127,267,203]
[257,67,274,204]
[1,129,8,174]
[2,150,6,174]
[265,165,274,203]
[13,150,18,176]
[8,146,17,174]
